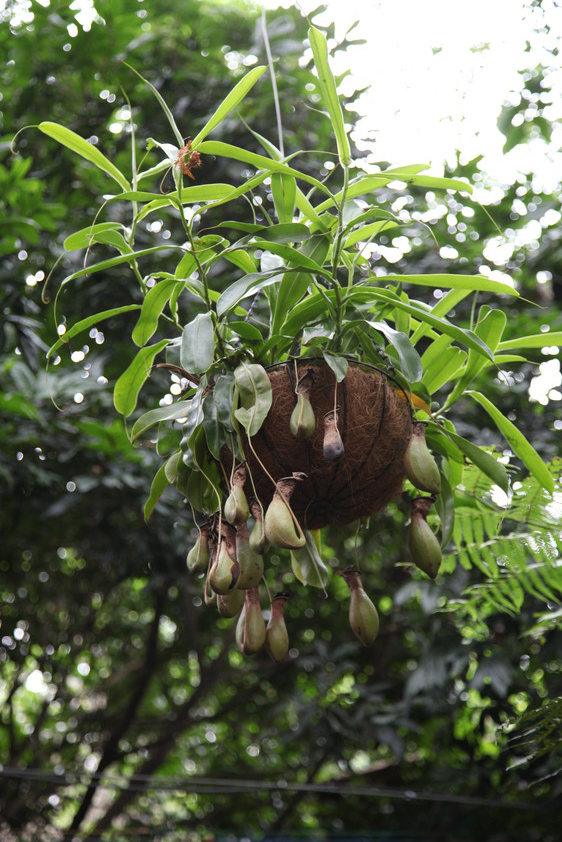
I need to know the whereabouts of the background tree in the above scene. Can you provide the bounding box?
[0,1,560,840]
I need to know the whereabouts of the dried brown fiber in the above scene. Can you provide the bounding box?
[243,362,412,530]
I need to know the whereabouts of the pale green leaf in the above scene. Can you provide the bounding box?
[233,362,273,436]
[180,312,215,375]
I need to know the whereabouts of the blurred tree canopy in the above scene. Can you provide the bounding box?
[0,1,560,841]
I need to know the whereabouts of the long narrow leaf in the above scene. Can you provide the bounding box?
[144,462,171,522]
[196,141,333,197]
[315,172,472,214]
[191,66,266,147]
[63,223,124,251]
[466,391,554,493]
[39,122,130,191]
[132,279,184,347]
[114,339,169,417]
[47,305,141,359]
[355,288,494,359]
[446,430,509,492]
[123,63,184,147]
[498,331,562,351]
[380,273,518,298]
[132,401,192,443]
[59,246,184,289]
[308,26,350,166]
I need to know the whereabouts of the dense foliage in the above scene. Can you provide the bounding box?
[0,1,560,840]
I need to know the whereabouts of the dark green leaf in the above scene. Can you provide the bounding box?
[144,462,170,522]
[131,400,192,443]
[447,429,509,493]
[466,391,553,493]
[132,279,184,347]
[63,222,124,251]
[113,339,169,417]
[435,473,455,548]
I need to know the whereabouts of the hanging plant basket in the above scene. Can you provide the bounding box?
[241,360,412,530]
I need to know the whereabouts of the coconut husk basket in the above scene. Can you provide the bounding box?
[242,360,413,530]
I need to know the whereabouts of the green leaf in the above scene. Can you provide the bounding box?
[380,273,518,298]
[315,173,473,214]
[213,374,236,432]
[435,473,455,548]
[357,288,494,360]
[498,331,562,351]
[308,26,350,166]
[132,279,184,347]
[180,313,215,376]
[271,234,331,336]
[131,400,192,443]
[466,391,554,493]
[144,462,170,522]
[191,66,266,147]
[123,63,184,147]
[114,339,169,417]
[196,140,332,196]
[230,240,327,274]
[446,430,509,492]
[423,346,467,394]
[59,246,184,289]
[164,450,182,484]
[227,321,263,342]
[322,352,348,383]
[410,289,471,345]
[47,305,141,359]
[345,219,399,248]
[38,122,130,191]
[466,308,506,377]
[223,249,257,276]
[256,223,310,244]
[202,393,222,460]
[368,321,423,382]
[233,362,273,436]
[217,270,282,318]
[271,173,296,224]
[290,530,331,588]
[63,222,124,251]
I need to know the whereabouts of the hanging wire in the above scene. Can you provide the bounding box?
[0,765,539,811]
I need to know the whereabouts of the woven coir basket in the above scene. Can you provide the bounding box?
[243,361,412,530]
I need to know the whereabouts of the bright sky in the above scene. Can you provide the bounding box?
[261,0,562,190]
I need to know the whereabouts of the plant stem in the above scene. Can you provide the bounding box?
[261,7,284,158]
[176,173,227,359]
[330,165,350,346]
[331,164,350,279]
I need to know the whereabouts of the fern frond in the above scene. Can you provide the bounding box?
[504,696,562,779]
[447,458,562,622]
